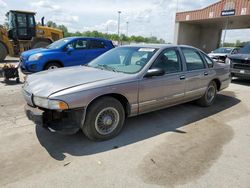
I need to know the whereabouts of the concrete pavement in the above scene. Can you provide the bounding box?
[0,63,250,187]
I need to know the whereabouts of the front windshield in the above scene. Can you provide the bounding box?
[47,38,70,49]
[213,47,232,54]
[88,47,158,74]
[7,12,15,30]
[239,44,250,54]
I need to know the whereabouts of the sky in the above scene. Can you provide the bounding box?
[0,0,249,43]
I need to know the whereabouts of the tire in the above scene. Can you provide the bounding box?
[0,43,7,62]
[44,62,62,70]
[196,81,217,107]
[32,41,51,49]
[82,97,125,141]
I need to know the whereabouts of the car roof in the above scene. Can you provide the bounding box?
[217,47,238,49]
[64,37,111,42]
[121,44,202,50]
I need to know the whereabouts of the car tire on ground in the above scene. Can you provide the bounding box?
[0,43,7,62]
[32,41,51,49]
[197,81,217,107]
[44,62,62,70]
[82,97,125,141]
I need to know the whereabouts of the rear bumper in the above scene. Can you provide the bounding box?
[25,105,84,135]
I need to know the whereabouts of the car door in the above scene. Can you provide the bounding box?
[63,39,89,66]
[85,40,108,63]
[139,48,185,114]
[180,47,210,100]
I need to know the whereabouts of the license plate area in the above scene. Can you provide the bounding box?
[240,70,245,74]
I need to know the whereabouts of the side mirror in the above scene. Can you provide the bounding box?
[67,46,74,53]
[144,68,165,78]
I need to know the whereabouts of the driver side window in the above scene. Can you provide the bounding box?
[67,39,88,50]
[152,49,182,74]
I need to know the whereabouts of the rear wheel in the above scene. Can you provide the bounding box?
[82,97,125,141]
[197,81,217,107]
[32,41,51,49]
[44,62,62,70]
[0,43,7,62]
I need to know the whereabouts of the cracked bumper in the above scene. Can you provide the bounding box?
[25,105,85,135]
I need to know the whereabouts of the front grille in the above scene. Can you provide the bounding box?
[20,56,26,69]
[232,59,250,64]
[233,64,250,70]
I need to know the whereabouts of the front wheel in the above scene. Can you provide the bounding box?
[44,62,62,70]
[82,97,125,141]
[196,81,217,107]
[0,43,7,62]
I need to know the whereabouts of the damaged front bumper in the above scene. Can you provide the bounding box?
[25,105,85,135]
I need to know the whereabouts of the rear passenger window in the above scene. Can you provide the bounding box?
[152,49,182,74]
[89,40,106,49]
[182,48,205,71]
[73,39,87,49]
[203,54,214,68]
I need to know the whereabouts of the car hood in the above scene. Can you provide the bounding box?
[24,66,128,97]
[21,48,56,59]
[208,53,228,57]
[228,53,250,60]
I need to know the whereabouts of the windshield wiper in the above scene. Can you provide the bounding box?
[96,64,118,72]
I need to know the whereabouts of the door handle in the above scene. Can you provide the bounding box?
[204,72,208,76]
[180,75,186,80]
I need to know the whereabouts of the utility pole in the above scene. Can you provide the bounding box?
[222,17,229,47]
[106,23,109,34]
[126,21,129,37]
[176,0,179,12]
[117,11,121,46]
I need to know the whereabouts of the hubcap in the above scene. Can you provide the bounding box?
[48,65,58,70]
[206,85,216,103]
[95,107,120,135]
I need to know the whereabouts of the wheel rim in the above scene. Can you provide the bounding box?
[48,65,59,70]
[95,107,120,135]
[206,85,216,103]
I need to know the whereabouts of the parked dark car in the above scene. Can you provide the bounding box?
[208,47,239,63]
[20,37,114,74]
[228,43,250,79]
[23,45,230,141]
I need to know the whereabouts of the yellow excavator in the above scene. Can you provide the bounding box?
[0,10,63,61]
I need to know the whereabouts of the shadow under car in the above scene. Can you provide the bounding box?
[35,91,240,161]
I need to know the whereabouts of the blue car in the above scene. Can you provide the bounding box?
[20,37,114,73]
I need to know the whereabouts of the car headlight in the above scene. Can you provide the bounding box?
[33,96,69,110]
[225,57,231,65]
[28,53,43,61]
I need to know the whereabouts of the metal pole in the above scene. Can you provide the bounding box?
[126,21,129,37]
[176,0,179,12]
[222,17,229,47]
[118,11,121,45]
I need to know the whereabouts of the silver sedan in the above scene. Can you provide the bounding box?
[23,45,231,141]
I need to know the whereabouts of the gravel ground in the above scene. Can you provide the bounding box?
[0,58,250,188]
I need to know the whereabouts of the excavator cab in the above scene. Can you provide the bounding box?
[6,10,36,41]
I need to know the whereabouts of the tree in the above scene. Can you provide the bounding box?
[46,21,57,28]
[45,20,166,44]
[58,25,70,37]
